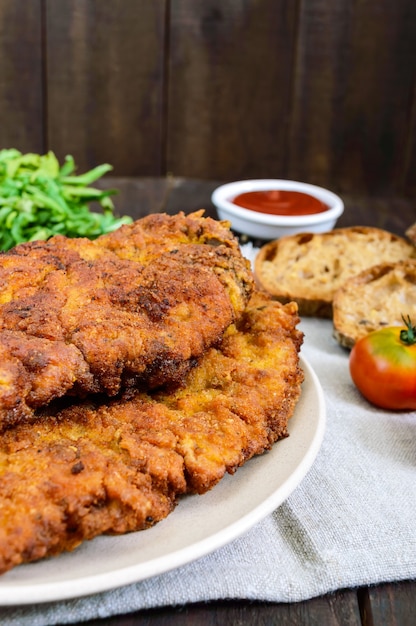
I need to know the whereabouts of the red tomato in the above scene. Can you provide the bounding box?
[349,317,416,410]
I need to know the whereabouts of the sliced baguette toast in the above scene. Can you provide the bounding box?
[333,259,416,348]
[406,222,416,245]
[254,227,415,317]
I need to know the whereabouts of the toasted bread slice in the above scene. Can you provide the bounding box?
[406,222,416,245]
[254,227,415,317]
[333,259,416,348]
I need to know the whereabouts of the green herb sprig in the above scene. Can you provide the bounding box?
[0,149,132,250]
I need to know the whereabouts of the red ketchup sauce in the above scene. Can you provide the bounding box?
[232,190,328,216]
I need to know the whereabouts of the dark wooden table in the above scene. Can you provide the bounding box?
[99,176,415,237]
[80,177,415,626]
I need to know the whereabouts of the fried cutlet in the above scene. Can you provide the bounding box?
[0,292,303,575]
[0,212,253,429]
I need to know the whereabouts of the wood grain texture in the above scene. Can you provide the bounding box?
[69,593,361,626]
[360,580,416,626]
[336,195,415,236]
[401,75,416,197]
[45,0,166,175]
[98,177,415,238]
[0,0,44,153]
[95,176,173,219]
[1,0,415,200]
[166,0,299,180]
[288,0,416,196]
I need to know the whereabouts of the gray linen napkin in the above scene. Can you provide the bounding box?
[1,316,415,625]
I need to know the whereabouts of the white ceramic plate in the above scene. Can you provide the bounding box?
[0,356,325,606]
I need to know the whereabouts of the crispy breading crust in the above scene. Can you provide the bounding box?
[0,292,303,575]
[0,212,253,429]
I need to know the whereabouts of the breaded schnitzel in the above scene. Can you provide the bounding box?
[0,212,253,429]
[0,292,303,575]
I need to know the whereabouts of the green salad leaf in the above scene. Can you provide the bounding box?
[0,149,132,250]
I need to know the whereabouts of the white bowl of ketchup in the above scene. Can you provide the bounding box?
[211,179,344,239]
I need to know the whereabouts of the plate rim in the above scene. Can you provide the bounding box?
[0,355,326,605]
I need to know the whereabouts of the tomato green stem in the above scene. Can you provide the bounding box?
[400,315,416,345]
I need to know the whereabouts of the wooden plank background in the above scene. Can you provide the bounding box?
[0,0,415,199]
[0,0,43,152]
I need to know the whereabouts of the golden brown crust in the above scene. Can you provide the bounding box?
[0,212,254,429]
[0,292,303,575]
